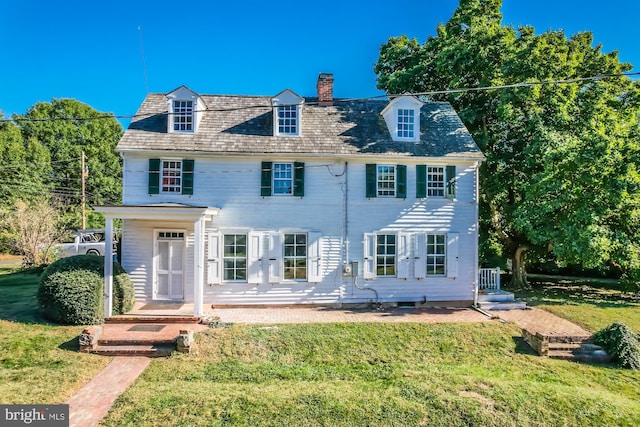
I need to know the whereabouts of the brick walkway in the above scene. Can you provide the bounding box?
[491,307,591,336]
[66,357,150,427]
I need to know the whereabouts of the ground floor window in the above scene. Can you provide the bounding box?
[284,233,307,280]
[426,234,446,275]
[376,234,396,277]
[223,234,247,281]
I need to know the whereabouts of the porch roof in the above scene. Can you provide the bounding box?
[93,203,219,221]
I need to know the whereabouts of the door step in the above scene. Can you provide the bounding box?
[522,329,611,364]
[105,316,201,324]
[89,344,176,358]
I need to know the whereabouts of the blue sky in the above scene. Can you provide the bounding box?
[1,0,638,125]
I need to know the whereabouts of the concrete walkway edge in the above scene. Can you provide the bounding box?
[66,356,151,427]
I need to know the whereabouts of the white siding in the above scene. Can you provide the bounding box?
[121,154,480,305]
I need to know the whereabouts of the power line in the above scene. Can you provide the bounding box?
[1,71,638,124]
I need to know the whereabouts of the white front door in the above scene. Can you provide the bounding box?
[154,231,185,300]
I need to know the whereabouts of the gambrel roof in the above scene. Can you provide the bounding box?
[120,93,483,159]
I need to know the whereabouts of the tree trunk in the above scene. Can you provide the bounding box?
[510,245,529,289]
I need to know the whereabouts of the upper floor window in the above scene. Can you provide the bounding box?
[397,109,415,139]
[427,166,445,197]
[161,160,182,193]
[261,161,305,197]
[277,105,299,136]
[148,158,194,195]
[377,165,396,197]
[273,163,293,195]
[173,100,194,132]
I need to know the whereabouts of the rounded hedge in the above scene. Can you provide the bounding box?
[38,255,135,325]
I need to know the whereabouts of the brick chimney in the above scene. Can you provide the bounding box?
[316,73,334,107]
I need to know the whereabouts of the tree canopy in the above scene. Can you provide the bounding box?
[374,0,640,286]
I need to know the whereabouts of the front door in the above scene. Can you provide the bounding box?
[154,231,184,300]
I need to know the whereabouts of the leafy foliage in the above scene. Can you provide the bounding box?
[37,255,134,325]
[593,322,640,370]
[374,0,640,286]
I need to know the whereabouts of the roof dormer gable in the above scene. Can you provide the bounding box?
[381,95,424,142]
[272,89,304,137]
[166,85,205,134]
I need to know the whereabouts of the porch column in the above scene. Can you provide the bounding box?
[104,216,114,318]
[193,216,205,317]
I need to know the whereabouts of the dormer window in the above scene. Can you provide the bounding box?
[381,95,423,142]
[277,105,298,135]
[272,89,303,137]
[173,100,194,132]
[397,109,415,138]
[166,85,204,134]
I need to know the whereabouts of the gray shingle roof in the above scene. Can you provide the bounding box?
[119,93,484,159]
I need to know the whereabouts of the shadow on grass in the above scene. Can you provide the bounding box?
[59,336,80,352]
[512,336,537,356]
[0,268,52,325]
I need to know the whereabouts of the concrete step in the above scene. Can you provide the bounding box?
[98,338,176,347]
[477,300,528,310]
[105,316,200,324]
[548,342,603,352]
[478,290,516,303]
[90,344,175,358]
[548,349,612,364]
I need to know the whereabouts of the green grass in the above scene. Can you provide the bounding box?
[101,322,640,426]
[0,265,110,404]
[511,275,640,332]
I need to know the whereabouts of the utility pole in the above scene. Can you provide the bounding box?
[81,151,88,230]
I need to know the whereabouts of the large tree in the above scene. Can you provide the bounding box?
[14,99,123,229]
[374,0,640,286]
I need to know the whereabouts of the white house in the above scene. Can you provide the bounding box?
[96,73,485,317]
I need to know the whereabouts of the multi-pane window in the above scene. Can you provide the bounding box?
[426,234,446,275]
[161,160,182,193]
[284,233,307,280]
[427,166,445,197]
[377,165,396,197]
[273,163,293,195]
[173,100,193,132]
[223,234,247,281]
[397,108,415,138]
[277,105,298,135]
[376,234,396,277]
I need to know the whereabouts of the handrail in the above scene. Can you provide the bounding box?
[479,267,501,290]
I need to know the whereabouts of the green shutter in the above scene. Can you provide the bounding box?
[416,165,427,198]
[396,164,407,198]
[182,159,194,195]
[365,164,377,198]
[261,162,273,197]
[293,162,305,197]
[446,165,456,199]
[148,158,160,194]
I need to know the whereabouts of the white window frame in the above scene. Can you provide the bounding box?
[276,105,300,136]
[427,166,445,197]
[222,234,248,282]
[172,100,194,132]
[426,234,447,276]
[397,108,415,139]
[375,234,397,277]
[283,232,307,281]
[273,163,294,195]
[377,165,396,197]
[161,159,182,193]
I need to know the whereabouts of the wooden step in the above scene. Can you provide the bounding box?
[89,344,176,358]
[478,300,528,310]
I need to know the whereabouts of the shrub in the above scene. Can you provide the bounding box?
[592,322,640,370]
[37,255,135,325]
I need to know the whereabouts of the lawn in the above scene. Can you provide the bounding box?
[2,264,640,425]
[511,274,640,332]
[0,265,110,404]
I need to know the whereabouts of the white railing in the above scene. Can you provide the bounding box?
[479,267,501,290]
